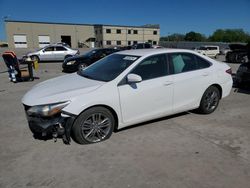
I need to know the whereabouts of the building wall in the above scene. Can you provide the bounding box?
[6,22,94,49]
[102,26,160,47]
[5,21,160,49]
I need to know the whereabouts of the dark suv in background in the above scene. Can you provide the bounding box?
[62,48,119,72]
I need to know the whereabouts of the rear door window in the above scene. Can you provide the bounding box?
[55,46,67,51]
[195,55,211,69]
[168,53,197,74]
[44,47,54,52]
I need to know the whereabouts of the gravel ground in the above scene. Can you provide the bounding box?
[0,49,250,188]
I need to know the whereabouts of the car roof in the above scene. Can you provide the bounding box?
[44,44,69,48]
[115,48,197,57]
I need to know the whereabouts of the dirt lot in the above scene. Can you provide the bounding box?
[0,50,250,188]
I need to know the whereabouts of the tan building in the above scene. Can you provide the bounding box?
[5,20,160,49]
[95,24,160,47]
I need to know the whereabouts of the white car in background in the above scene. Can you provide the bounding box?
[26,44,79,62]
[195,45,220,58]
[22,49,232,144]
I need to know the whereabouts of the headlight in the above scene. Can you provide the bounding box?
[27,101,70,117]
[66,61,76,65]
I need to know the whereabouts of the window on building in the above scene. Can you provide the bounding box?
[133,30,138,34]
[133,41,138,45]
[128,41,131,45]
[117,29,121,34]
[106,41,111,45]
[106,29,111,33]
[153,30,158,35]
[128,30,131,34]
[153,41,157,45]
[117,41,121,45]
[38,35,50,48]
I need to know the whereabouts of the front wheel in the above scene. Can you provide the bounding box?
[31,55,39,62]
[72,107,115,144]
[197,86,220,114]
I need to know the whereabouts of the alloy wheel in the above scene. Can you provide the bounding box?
[204,91,219,111]
[81,113,112,143]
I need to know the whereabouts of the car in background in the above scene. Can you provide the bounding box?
[220,47,231,55]
[62,48,119,72]
[194,45,220,58]
[235,62,250,88]
[152,45,163,49]
[26,44,79,62]
[22,49,232,144]
[226,43,249,63]
[132,43,152,49]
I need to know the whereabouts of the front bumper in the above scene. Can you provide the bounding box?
[62,62,78,72]
[23,105,75,144]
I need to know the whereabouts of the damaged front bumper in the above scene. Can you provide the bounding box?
[23,105,76,144]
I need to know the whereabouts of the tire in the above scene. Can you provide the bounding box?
[31,55,39,62]
[197,86,220,114]
[78,63,88,71]
[72,107,115,144]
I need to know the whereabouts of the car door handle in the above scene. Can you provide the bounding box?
[163,81,173,86]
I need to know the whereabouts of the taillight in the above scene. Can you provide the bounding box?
[226,68,232,75]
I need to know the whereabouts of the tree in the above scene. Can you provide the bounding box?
[160,33,185,41]
[209,29,250,43]
[184,31,207,41]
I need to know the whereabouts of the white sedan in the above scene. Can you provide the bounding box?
[22,49,233,144]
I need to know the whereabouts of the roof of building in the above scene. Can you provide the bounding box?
[4,20,160,29]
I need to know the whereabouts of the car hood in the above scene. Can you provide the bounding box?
[22,73,105,106]
[65,55,88,62]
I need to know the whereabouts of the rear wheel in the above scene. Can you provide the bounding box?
[198,86,220,114]
[72,107,115,144]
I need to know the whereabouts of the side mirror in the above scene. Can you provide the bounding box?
[127,74,142,84]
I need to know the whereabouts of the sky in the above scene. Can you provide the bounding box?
[0,0,250,40]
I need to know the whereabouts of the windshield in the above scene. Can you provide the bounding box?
[78,54,140,82]
[198,46,207,50]
[83,49,98,57]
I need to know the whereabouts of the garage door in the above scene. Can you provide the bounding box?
[38,35,50,48]
[13,35,27,48]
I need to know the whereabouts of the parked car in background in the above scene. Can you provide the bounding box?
[220,47,231,55]
[26,44,79,62]
[152,45,163,49]
[226,43,249,63]
[22,49,232,144]
[235,62,250,88]
[54,42,70,47]
[62,48,119,72]
[194,45,220,58]
[132,43,152,49]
